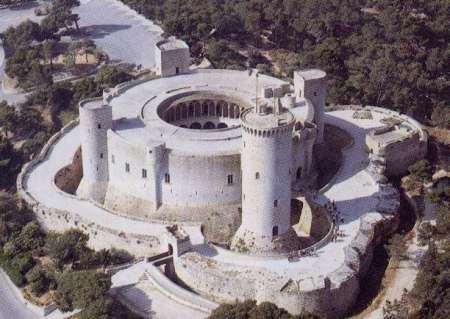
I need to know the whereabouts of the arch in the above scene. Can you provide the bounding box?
[181,103,188,119]
[180,124,187,128]
[202,101,209,116]
[208,101,215,116]
[217,122,228,129]
[203,121,215,129]
[190,122,202,129]
[216,103,222,116]
[194,101,201,117]
[188,103,195,117]
[221,102,229,117]
[175,106,181,120]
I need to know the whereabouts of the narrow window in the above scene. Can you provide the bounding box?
[98,123,102,129]
[165,173,170,184]
[313,91,317,97]
[296,167,302,179]
[272,226,278,237]
[111,155,115,164]
[255,172,260,179]
[125,163,130,173]
[175,67,180,74]
[227,174,233,185]
[274,200,278,207]
[142,169,147,178]
[100,153,103,159]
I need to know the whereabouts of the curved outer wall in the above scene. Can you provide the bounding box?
[77,102,112,202]
[104,131,241,218]
[232,120,295,254]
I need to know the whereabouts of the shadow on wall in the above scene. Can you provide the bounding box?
[54,147,83,194]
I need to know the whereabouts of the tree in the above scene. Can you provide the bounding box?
[0,101,18,138]
[55,270,111,311]
[46,229,90,268]
[25,264,50,296]
[43,40,58,70]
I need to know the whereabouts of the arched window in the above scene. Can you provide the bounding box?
[190,122,202,129]
[255,172,260,179]
[164,173,170,184]
[274,200,278,207]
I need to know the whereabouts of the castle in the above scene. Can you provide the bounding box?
[18,38,428,317]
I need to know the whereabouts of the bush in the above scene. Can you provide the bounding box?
[26,264,50,296]
[55,270,111,311]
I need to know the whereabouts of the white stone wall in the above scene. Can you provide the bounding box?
[77,99,112,202]
[232,116,295,254]
[104,130,241,214]
[294,70,327,143]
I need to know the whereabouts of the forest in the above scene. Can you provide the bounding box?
[121,0,449,128]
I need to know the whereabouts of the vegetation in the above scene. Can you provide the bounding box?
[0,191,135,317]
[121,0,449,128]
[209,300,318,319]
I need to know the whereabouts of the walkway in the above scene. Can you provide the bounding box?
[112,260,209,319]
[0,269,39,319]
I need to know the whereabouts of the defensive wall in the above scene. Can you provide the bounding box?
[17,120,165,257]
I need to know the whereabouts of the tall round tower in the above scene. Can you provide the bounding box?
[76,97,112,203]
[231,102,298,255]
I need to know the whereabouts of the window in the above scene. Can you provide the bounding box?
[125,163,130,173]
[272,226,278,237]
[142,169,147,178]
[296,167,302,179]
[100,153,103,159]
[165,173,170,184]
[227,174,233,185]
[255,172,260,179]
[313,91,317,97]
[111,155,115,164]
[274,200,278,207]
[98,123,102,129]
[175,67,180,74]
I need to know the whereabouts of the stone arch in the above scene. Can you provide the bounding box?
[204,121,215,129]
[194,102,201,117]
[175,106,181,120]
[202,101,209,116]
[188,103,195,117]
[208,101,215,116]
[216,103,222,116]
[190,122,202,129]
[181,103,188,119]
[217,122,228,129]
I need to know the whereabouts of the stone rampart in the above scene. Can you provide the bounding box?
[17,120,162,257]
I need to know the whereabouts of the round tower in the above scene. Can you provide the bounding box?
[231,102,298,255]
[76,97,112,203]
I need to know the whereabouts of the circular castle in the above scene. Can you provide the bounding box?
[18,38,428,317]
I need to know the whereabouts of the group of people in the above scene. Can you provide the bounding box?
[325,199,346,242]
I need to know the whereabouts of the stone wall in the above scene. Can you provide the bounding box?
[17,120,163,257]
